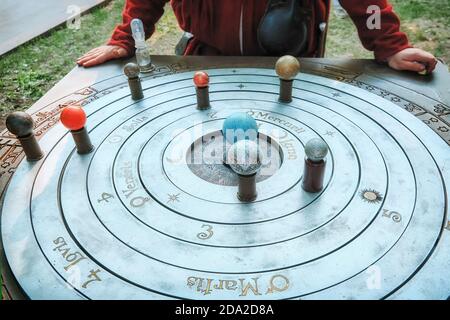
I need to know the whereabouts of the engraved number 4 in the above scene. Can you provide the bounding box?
[82,269,102,288]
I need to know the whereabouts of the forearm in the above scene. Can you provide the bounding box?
[108,0,169,55]
[339,0,412,61]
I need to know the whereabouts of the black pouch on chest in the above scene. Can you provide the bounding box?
[257,0,312,56]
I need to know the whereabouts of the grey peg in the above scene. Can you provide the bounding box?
[305,138,328,162]
[302,138,328,193]
[124,62,144,100]
[6,112,44,161]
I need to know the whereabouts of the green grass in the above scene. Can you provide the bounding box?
[0,0,125,121]
[326,0,450,60]
[390,0,450,59]
[392,0,450,19]
[0,0,449,127]
[0,0,182,126]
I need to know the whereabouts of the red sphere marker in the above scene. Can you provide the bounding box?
[193,71,209,88]
[193,71,211,110]
[60,106,86,131]
[60,105,93,154]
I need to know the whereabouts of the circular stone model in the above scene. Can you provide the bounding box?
[1,68,449,300]
[227,139,263,176]
[186,130,283,186]
[222,112,259,143]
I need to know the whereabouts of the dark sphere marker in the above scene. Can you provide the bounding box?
[6,111,43,161]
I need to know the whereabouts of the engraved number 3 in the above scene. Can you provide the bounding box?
[197,224,213,240]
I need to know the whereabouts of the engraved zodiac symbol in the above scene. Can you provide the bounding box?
[197,224,214,240]
[166,153,184,164]
[266,275,290,294]
[433,104,448,114]
[130,196,151,208]
[98,193,114,203]
[403,102,422,113]
[379,90,390,98]
[82,269,102,289]
[423,117,438,125]
[207,111,218,119]
[75,87,96,96]
[382,209,402,223]
[108,135,123,144]
[360,189,383,204]
[167,193,180,204]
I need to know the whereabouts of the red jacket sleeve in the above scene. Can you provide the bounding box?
[107,0,169,56]
[339,0,412,61]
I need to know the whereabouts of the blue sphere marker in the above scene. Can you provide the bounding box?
[222,112,258,144]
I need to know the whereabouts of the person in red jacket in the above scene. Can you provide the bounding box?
[77,0,437,73]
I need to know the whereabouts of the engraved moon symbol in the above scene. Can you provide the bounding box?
[166,152,184,164]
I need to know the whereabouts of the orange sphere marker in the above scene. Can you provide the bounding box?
[193,71,210,88]
[193,71,211,110]
[60,106,87,131]
[60,105,93,154]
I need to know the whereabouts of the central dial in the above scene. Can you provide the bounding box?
[186,130,283,186]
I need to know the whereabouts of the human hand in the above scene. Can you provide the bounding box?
[387,48,437,74]
[77,45,128,68]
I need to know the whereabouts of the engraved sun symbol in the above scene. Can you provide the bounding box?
[167,193,180,204]
[360,189,383,204]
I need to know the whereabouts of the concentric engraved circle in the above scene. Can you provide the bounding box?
[1,68,449,300]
